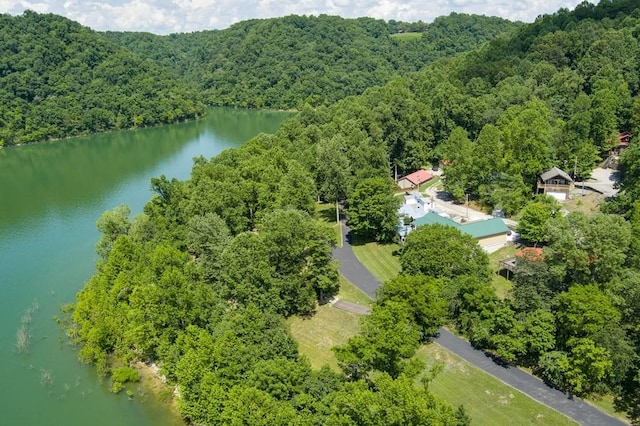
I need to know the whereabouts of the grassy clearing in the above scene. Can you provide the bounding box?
[316,202,342,247]
[288,303,362,371]
[488,245,517,299]
[391,32,423,41]
[419,175,441,192]
[289,302,577,425]
[563,191,604,215]
[416,345,577,426]
[585,395,631,424]
[289,277,370,370]
[351,238,401,283]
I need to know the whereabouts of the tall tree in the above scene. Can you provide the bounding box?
[347,177,401,242]
[400,224,491,281]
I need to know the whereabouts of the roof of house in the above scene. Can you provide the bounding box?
[399,169,433,186]
[412,212,509,239]
[398,203,429,220]
[540,167,573,183]
[618,132,631,140]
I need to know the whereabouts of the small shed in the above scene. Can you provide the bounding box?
[397,169,433,190]
[537,167,574,201]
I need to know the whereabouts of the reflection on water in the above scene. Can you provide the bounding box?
[0,108,292,426]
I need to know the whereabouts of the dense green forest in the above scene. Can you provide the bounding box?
[66,0,640,423]
[67,139,467,424]
[0,11,518,146]
[255,0,640,214]
[104,13,519,110]
[0,11,206,146]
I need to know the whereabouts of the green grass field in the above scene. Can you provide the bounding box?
[350,239,401,283]
[390,32,423,41]
[419,175,441,192]
[288,278,370,371]
[337,275,373,306]
[352,236,518,299]
[416,345,577,425]
[289,297,579,425]
[288,304,361,371]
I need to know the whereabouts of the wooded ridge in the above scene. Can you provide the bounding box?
[0,11,518,146]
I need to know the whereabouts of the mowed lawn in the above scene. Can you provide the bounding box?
[416,345,577,426]
[288,278,366,371]
[352,236,517,298]
[289,291,578,425]
[351,239,401,283]
[317,240,581,425]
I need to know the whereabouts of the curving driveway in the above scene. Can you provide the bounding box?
[332,220,625,426]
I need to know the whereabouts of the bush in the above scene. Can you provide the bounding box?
[111,366,140,394]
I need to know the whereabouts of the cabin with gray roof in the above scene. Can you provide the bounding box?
[536,167,574,201]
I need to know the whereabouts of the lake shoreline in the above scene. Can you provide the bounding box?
[134,361,185,425]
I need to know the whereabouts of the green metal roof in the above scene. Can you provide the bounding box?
[412,212,509,239]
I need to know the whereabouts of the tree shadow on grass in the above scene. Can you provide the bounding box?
[317,204,338,224]
[349,232,367,247]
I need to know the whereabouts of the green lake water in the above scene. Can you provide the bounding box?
[0,108,291,425]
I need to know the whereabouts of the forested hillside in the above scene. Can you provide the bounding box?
[230,0,640,420]
[105,13,520,109]
[0,11,205,146]
[257,0,640,214]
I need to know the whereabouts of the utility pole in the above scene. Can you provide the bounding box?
[466,193,469,221]
[336,200,342,247]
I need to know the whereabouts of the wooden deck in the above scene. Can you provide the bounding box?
[498,256,517,279]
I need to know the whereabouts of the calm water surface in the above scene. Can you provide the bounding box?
[0,108,291,425]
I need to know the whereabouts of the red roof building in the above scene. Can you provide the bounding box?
[397,169,433,190]
[611,132,632,156]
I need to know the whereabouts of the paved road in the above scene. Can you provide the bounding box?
[332,219,625,426]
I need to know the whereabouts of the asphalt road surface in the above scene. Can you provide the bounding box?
[332,220,625,426]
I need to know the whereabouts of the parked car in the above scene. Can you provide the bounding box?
[506,230,520,242]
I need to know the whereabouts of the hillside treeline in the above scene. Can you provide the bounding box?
[257,0,640,214]
[0,11,519,146]
[105,13,520,109]
[0,11,206,146]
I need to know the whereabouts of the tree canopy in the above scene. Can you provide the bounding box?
[0,11,205,146]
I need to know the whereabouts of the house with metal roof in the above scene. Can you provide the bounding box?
[397,169,433,190]
[412,211,510,252]
[398,192,432,220]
